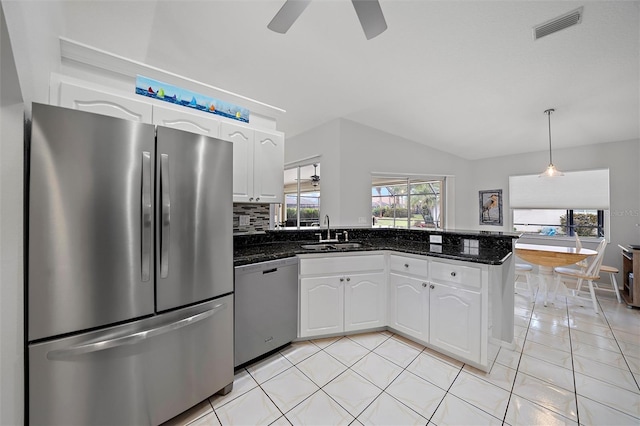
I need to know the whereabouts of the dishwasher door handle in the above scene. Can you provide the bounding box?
[263,268,278,274]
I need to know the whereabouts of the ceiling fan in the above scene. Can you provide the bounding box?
[268,0,387,40]
[294,164,321,187]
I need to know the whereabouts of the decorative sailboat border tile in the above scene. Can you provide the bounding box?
[135,75,250,123]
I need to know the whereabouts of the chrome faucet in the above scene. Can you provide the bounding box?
[324,214,331,241]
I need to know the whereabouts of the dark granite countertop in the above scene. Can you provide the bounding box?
[234,228,517,267]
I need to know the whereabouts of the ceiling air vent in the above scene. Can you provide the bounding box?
[533,7,583,40]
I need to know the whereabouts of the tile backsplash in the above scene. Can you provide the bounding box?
[233,203,270,233]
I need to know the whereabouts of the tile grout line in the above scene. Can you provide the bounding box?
[564,296,581,425]
[596,297,640,390]
[501,290,535,425]
[210,298,637,426]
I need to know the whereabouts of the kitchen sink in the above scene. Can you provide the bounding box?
[301,243,363,251]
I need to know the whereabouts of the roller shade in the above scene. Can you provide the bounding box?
[509,169,610,209]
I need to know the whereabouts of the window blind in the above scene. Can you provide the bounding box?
[509,169,610,209]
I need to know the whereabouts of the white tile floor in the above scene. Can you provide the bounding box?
[165,289,640,426]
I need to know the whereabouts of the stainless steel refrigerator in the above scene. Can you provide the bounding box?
[27,103,234,425]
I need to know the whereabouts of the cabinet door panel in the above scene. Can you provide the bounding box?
[59,81,152,123]
[429,283,481,363]
[153,106,220,137]
[344,272,386,332]
[299,276,343,338]
[253,130,284,203]
[388,274,428,341]
[220,122,253,202]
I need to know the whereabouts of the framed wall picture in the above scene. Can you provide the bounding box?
[479,189,503,225]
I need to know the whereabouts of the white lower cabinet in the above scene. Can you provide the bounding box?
[297,252,495,370]
[298,255,386,338]
[388,273,428,342]
[299,275,344,337]
[344,272,386,332]
[429,282,481,363]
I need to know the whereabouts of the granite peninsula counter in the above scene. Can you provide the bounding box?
[233,228,520,371]
[234,228,519,267]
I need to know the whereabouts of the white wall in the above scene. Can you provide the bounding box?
[284,120,341,223]
[286,118,471,228]
[459,139,640,270]
[0,3,24,424]
[1,0,64,106]
[286,118,639,272]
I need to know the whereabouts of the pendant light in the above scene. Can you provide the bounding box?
[539,108,564,177]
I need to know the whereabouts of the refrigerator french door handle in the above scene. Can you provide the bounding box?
[160,153,171,278]
[141,151,152,282]
[46,303,228,360]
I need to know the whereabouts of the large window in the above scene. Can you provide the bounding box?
[372,177,444,229]
[278,163,321,229]
[513,209,604,237]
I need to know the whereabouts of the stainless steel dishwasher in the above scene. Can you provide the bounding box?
[234,257,299,367]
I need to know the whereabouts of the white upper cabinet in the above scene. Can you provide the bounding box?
[253,130,284,204]
[220,122,284,204]
[58,81,152,123]
[220,122,254,202]
[53,79,284,204]
[152,105,220,137]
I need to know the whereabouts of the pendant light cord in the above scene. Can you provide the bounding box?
[545,108,555,165]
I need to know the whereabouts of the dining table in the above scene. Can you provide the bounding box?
[514,243,598,306]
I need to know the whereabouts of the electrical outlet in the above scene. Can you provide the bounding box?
[239,215,250,226]
[430,235,442,244]
[358,216,367,224]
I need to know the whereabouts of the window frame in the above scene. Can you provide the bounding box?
[512,208,606,239]
[371,175,445,230]
[280,160,321,230]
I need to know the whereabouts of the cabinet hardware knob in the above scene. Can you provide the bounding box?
[404,263,409,268]
[430,284,435,289]
[422,282,427,288]
[256,197,260,201]
[451,271,457,277]
[249,197,254,201]
[340,278,344,282]
[346,277,350,281]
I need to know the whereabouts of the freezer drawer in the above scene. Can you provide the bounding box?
[28,296,234,426]
[234,258,298,366]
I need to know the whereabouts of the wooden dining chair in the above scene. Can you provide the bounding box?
[552,238,607,313]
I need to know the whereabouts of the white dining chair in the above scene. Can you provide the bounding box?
[515,263,536,303]
[553,238,607,313]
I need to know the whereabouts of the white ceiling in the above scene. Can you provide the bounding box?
[14,1,640,159]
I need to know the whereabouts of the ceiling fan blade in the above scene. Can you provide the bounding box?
[351,0,387,40]
[267,0,312,34]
